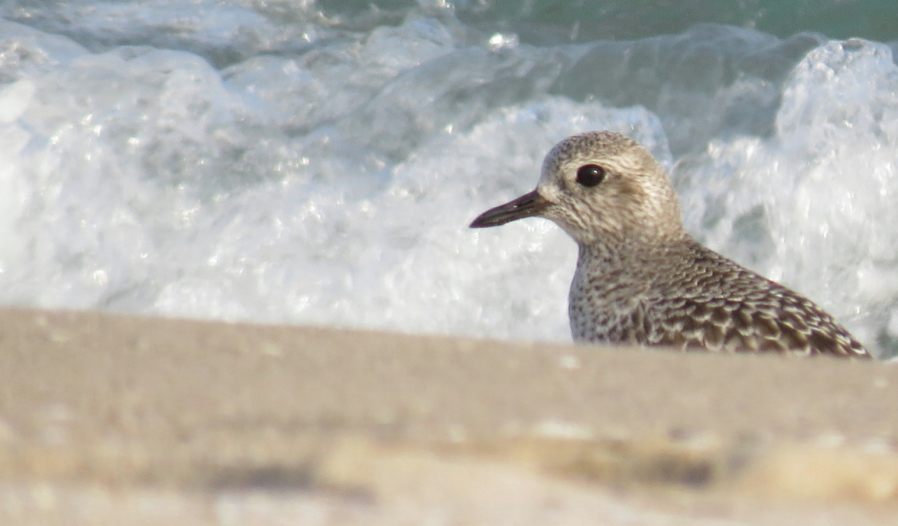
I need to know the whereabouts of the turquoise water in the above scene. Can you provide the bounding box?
[453,0,898,42]
[7,1,898,61]
[316,0,898,44]
[0,0,896,357]
[317,0,898,43]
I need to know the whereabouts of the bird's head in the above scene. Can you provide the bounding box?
[470,131,685,248]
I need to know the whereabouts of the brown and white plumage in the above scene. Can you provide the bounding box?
[470,131,870,358]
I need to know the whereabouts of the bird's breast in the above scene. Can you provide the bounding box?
[568,260,650,344]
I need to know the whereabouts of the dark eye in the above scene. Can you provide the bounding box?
[576,164,605,187]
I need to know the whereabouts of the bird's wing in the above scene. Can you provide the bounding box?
[643,293,870,358]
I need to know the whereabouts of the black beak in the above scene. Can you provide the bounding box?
[470,190,551,228]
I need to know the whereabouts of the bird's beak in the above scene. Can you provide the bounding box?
[470,189,551,228]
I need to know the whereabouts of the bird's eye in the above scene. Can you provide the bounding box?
[576,164,605,187]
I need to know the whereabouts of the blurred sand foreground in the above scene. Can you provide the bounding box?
[2,307,898,525]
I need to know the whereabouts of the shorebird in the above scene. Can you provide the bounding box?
[470,131,870,358]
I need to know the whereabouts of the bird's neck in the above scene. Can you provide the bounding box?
[576,230,692,270]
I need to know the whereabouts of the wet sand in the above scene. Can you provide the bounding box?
[1,307,897,525]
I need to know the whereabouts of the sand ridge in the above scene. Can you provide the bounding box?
[1,307,897,524]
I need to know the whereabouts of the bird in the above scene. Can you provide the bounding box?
[470,131,871,358]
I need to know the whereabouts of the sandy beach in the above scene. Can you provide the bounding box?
[2,306,897,525]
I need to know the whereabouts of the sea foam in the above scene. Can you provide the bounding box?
[0,10,895,356]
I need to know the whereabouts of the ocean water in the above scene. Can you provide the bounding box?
[1,0,898,357]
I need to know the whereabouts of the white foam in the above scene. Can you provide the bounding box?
[0,12,895,356]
